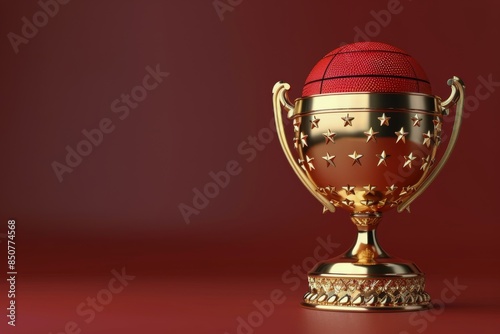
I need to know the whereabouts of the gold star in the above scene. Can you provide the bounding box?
[324,186,337,195]
[378,113,391,126]
[316,187,327,196]
[403,152,417,168]
[422,130,432,147]
[341,113,355,127]
[395,127,409,143]
[300,132,308,147]
[298,158,306,171]
[342,185,355,195]
[306,155,315,171]
[310,116,320,129]
[293,118,301,132]
[342,198,355,207]
[364,127,379,143]
[361,200,375,206]
[433,117,442,131]
[322,129,336,144]
[385,184,398,195]
[322,152,336,167]
[363,184,376,196]
[421,155,431,171]
[400,186,414,196]
[411,114,423,127]
[376,150,390,166]
[348,151,363,166]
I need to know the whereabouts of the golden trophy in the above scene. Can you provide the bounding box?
[272,42,464,311]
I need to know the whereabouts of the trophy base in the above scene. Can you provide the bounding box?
[302,258,432,312]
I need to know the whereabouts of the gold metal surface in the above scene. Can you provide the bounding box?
[272,77,465,312]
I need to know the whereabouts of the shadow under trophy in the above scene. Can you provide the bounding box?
[272,42,464,311]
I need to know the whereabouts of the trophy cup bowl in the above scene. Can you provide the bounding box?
[272,42,464,311]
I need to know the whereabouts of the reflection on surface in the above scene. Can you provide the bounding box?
[300,307,413,334]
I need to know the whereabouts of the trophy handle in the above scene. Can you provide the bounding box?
[397,76,465,213]
[272,82,336,213]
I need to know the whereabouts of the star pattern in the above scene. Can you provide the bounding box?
[322,129,336,145]
[310,116,320,129]
[293,118,301,132]
[324,186,337,195]
[299,132,308,147]
[421,155,431,171]
[342,198,355,207]
[363,184,376,196]
[361,200,375,206]
[395,127,409,144]
[293,111,440,212]
[341,113,355,127]
[322,152,336,167]
[305,155,315,171]
[385,184,398,195]
[376,150,390,166]
[433,117,442,131]
[364,127,379,143]
[348,151,363,166]
[403,152,417,169]
[422,130,432,147]
[342,185,355,195]
[378,113,391,126]
[411,114,423,127]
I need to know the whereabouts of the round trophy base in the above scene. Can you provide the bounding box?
[302,259,432,312]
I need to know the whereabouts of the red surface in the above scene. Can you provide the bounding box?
[302,42,432,96]
[0,0,499,333]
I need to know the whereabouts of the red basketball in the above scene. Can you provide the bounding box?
[302,42,432,96]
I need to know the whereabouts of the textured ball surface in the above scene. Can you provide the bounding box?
[302,42,432,96]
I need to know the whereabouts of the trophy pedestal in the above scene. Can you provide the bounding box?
[302,213,432,312]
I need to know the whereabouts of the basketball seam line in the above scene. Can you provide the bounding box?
[304,74,431,88]
[320,45,348,94]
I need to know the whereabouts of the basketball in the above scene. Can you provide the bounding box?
[302,42,432,96]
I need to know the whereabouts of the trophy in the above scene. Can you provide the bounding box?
[272,42,464,311]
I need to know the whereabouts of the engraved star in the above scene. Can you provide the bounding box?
[298,158,306,171]
[322,129,336,144]
[376,150,390,167]
[433,117,442,131]
[324,186,338,195]
[316,187,327,195]
[403,152,417,168]
[348,151,363,166]
[293,118,301,132]
[342,198,355,207]
[385,184,398,195]
[421,155,431,171]
[361,200,375,206]
[305,155,315,171]
[411,114,423,127]
[378,113,391,126]
[364,127,379,143]
[322,152,336,167]
[400,186,414,196]
[422,130,432,147]
[310,116,320,129]
[300,132,308,147]
[293,137,299,149]
[363,184,376,196]
[395,127,409,144]
[342,185,355,195]
[341,113,355,127]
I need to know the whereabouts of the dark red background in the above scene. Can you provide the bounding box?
[0,0,499,333]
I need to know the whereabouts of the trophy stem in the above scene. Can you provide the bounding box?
[345,213,389,262]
